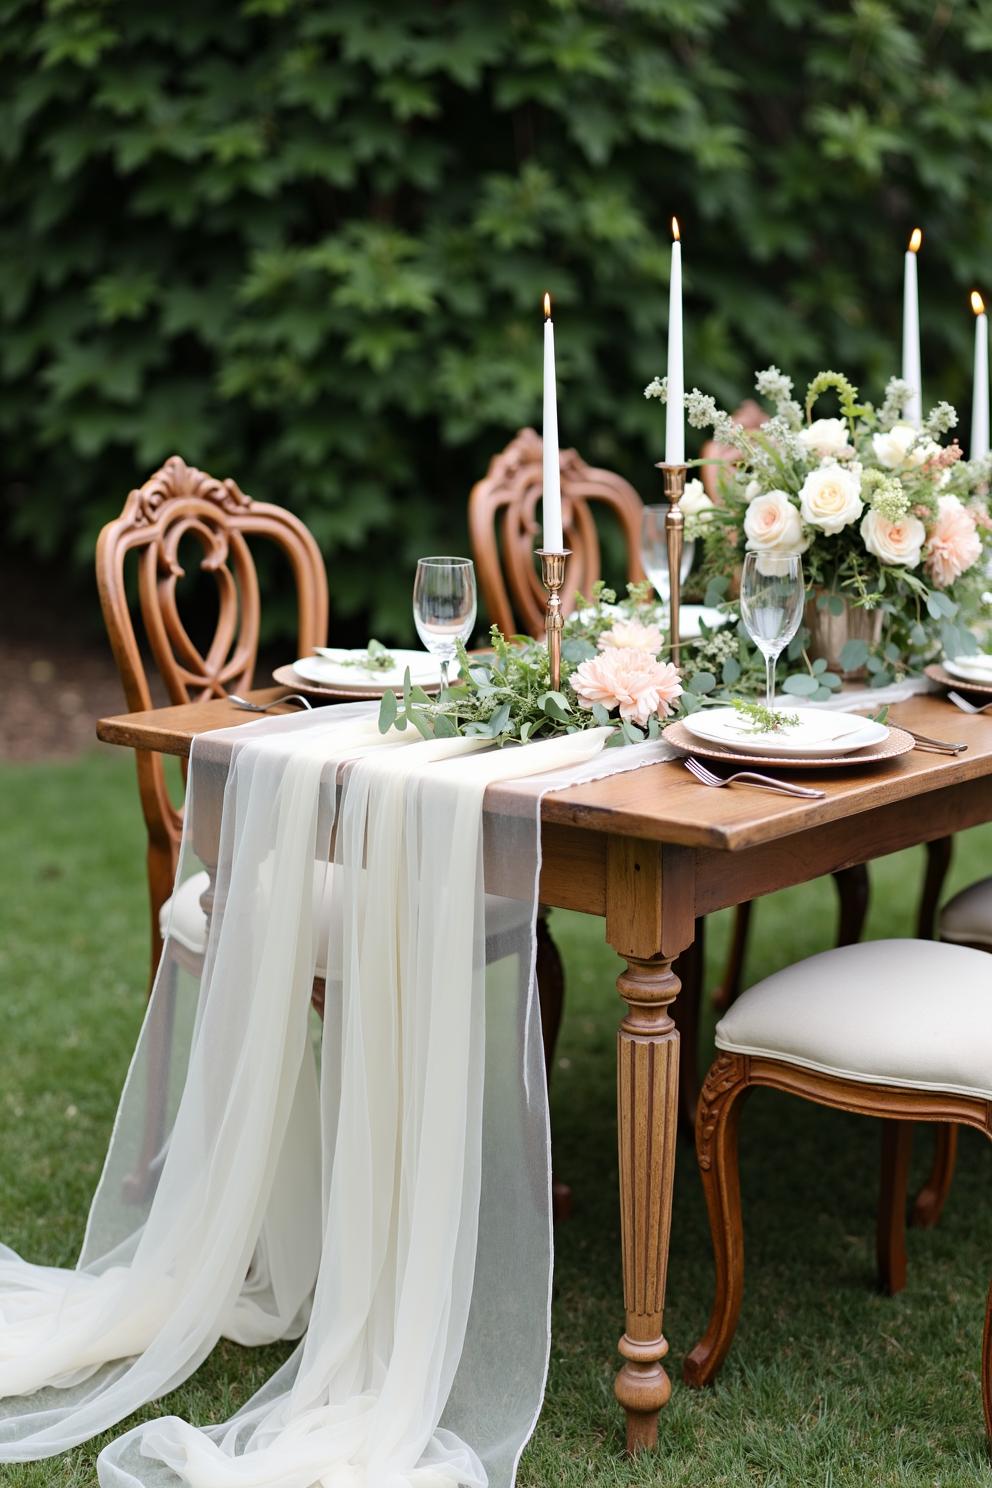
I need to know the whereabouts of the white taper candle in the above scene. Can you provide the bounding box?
[542,293,564,552]
[665,218,684,464]
[971,290,989,462]
[902,227,923,429]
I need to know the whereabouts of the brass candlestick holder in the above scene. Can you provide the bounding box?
[537,548,570,692]
[656,462,688,665]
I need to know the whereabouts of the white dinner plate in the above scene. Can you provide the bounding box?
[294,649,456,691]
[681,706,888,759]
[574,603,726,640]
[943,654,992,684]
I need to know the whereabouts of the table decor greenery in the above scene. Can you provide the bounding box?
[646,368,992,692]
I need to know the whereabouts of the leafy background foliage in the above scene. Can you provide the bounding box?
[3,0,992,638]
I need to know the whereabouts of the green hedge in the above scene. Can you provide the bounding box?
[3,0,992,635]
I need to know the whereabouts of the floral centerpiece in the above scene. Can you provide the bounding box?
[646,367,992,688]
[379,589,686,746]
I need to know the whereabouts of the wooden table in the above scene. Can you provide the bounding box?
[97,689,992,1453]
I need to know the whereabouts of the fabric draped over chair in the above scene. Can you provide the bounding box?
[0,706,656,1487]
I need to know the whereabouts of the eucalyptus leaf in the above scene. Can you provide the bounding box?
[838,638,869,671]
[782,673,819,697]
[378,689,398,733]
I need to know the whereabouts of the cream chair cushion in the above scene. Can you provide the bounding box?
[716,939,992,1100]
[161,870,530,972]
[939,876,992,948]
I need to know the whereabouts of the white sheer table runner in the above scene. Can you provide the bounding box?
[0,705,673,1488]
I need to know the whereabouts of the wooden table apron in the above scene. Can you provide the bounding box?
[97,691,992,1454]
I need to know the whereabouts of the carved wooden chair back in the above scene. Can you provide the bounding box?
[468,428,646,637]
[699,400,767,501]
[96,455,328,978]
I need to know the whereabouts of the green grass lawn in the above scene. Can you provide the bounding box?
[1,750,992,1486]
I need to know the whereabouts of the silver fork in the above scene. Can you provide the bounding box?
[683,755,826,799]
[228,693,313,713]
[947,689,992,716]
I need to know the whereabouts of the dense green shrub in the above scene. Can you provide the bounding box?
[3,0,992,635]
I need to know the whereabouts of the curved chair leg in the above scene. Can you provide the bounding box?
[911,1124,959,1229]
[684,1052,751,1388]
[673,918,704,1138]
[536,909,571,1221]
[835,863,870,946]
[877,1121,912,1295]
[711,902,753,1013]
[917,835,953,939]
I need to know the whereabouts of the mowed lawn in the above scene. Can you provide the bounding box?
[1,749,992,1487]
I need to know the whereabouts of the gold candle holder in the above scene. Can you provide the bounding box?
[655,462,688,665]
[537,548,570,692]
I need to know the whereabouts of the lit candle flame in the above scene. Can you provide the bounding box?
[671,216,680,242]
[972,290,986,317]
[908,227,922,253]
[543,292,551,320]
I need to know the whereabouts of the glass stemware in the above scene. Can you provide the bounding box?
[640,505,695,610]
[413,556,477,690]
[739,551,806,709]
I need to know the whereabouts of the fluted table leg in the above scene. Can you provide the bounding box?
[607,838,694,1453]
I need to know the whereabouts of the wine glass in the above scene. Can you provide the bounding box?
[739,551,806,709]
[640,505,695,609]
[413,557,477,690]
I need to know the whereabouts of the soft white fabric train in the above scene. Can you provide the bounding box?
[0,704,637,1487]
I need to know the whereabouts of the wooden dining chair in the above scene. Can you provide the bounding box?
[685,937,992,1446]
[96,454,329,997]
[469,426,647,637]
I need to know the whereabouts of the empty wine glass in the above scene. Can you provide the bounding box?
[739,551,806,709]
[640,505,695,609]
[413,557,477,690]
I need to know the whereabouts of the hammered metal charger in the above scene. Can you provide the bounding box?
[925,662,992,699]
[664,720,915,770]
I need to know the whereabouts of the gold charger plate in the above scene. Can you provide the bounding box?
[924,663,992,699]
[272,663,441,702]
[664,720,915,770]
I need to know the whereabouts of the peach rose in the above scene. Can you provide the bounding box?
[860,508,925,569]
[570,648,683,727]
[598,618,663,655]
[925,494,982,588]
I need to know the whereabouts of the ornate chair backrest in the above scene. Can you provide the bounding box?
[468,428,646,638]
[699,400,767,501]
[96,455,328,871]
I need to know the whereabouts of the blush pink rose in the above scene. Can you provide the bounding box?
[925,494,983,588]
[598,618,664,655]
[570,648,683,726]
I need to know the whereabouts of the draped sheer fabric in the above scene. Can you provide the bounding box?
[0,705,634,1487]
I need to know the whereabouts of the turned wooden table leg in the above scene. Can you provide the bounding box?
[607,838,694,1453]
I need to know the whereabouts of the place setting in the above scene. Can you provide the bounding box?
[273,555,477,700]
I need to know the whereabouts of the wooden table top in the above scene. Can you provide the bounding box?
[96,689,992,854]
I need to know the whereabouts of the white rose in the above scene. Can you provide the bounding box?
[744,489,809,557]
[798,464,864,535]
[680,478,714,519]
[797,417,851,460]
[872,421,938,470]
[860,507,926,569]
[744,479,763,502]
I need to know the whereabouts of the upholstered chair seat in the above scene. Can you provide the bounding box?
[939,876,992,949]
[162,871,532,972]
[714,939,992,1098]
